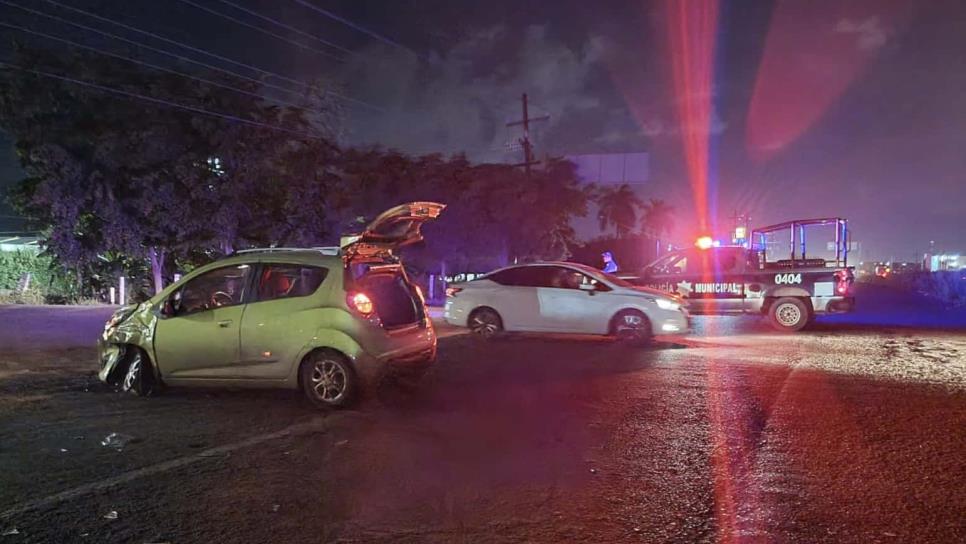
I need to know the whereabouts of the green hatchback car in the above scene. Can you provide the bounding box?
[98,202,444,408]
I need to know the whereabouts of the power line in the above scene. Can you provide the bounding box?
[0,61,338,144]
[1,0,381,111]
[0,21,333,117]
[37,0,380,111]
[290,0,420,57]
[174,0,346,62]
[215,0,353,56]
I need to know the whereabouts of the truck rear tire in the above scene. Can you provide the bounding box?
[768,297,810,332]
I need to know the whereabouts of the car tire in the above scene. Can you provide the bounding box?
[768,297,810,332]
[121,347,156,397]
[610,309,652,346]
[299,350,357,409]
[468,307,503,339]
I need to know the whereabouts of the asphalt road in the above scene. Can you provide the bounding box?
[1,286,965,543]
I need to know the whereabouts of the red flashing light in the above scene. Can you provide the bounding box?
[347,292,374,315]
[695,236,714,250]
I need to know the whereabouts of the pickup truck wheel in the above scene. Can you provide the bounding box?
[768,297,810,332]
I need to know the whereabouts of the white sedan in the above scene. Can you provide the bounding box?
[443,262,689,343]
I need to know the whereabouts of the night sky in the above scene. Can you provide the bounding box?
[1,0,964,261]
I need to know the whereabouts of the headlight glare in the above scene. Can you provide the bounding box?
[655,298,680,311]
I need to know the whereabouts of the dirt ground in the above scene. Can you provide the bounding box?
[1,286,965,543]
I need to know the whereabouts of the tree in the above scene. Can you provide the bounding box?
[0,43,340,293]
[640,198,675,239]
[596,183,642,238]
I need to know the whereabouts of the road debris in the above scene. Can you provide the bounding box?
[2,527,20,536]
[103,510,118,520]
[100,433,136,451]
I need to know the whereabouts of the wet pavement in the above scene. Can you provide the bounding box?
[1,286,965,543]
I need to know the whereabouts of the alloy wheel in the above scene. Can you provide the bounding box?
[122,352,141,391]
[470,311,500,337]
[310,359,347,403]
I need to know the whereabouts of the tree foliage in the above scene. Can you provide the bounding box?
[0,44,593,295]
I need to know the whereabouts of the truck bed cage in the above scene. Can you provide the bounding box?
[751,217,849,268]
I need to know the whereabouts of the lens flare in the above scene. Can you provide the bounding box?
[664,0,720,235]
[746,0,916,162]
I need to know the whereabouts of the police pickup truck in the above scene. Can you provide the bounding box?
[622,218,855,332]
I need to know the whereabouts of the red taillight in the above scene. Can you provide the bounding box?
[445,287,462,298]
[347,292,374,315]
[834,269,853,295]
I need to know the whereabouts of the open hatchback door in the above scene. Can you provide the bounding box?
[341,201,446,260]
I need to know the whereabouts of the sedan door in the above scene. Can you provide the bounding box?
[535,266,614,334]
[475,267,543,331]
[154,264,253,379]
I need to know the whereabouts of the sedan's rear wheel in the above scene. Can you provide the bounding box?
[611,309,652,346]
[469,308,503,338]
[121,347,156,397]
[300,351,357,409]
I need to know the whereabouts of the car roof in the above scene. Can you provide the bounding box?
[491,261,601,273]
[197,250,342,271]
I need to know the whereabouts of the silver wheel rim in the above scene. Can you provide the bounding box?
[470,312,499,337]
[776,303,802,327]
[310,360,347,403]
[615,313,645,339]
[123,354,141,390]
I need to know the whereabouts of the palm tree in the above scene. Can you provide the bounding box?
[596,184,642,238]
[640,198,675,249]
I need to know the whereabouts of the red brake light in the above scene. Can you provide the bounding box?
[348,292,374,315]
[834,269,852,295]
[445,287,463,298]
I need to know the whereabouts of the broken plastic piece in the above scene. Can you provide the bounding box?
[2,527,20,536]
[103,510,118,520]
[101,433,135,451]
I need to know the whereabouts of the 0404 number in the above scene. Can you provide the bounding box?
[774,273,803,285]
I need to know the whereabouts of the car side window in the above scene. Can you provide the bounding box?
[175,264,252,315]
[257,264,328,302]
[486,269,518,286]
[653,253,688,275]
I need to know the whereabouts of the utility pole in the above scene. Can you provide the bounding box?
[506,93,549,179]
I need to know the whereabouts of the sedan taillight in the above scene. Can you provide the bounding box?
[445,287,463,298]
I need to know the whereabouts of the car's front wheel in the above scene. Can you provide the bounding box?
[299,351,357,409]
[121,347,156,397]
[610,309,652,345]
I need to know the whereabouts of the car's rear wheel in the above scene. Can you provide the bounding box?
[299,350,357,409]
[121,347,156,397]
[469,307,503,338]
[610,309,652,345]
[768,297,810,332]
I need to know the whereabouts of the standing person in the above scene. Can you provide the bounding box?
[602,251,619,273]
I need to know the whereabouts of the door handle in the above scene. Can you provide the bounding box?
[217,319,233,328]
